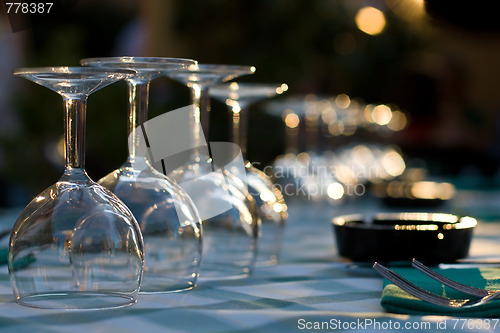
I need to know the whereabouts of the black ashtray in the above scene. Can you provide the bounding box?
[332,213,477,263]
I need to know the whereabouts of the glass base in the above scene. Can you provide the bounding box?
[255,254,279,267]
[16,292,136,310]
[199,263,251,280]
[139,278,196,294]
[254,224,284,267]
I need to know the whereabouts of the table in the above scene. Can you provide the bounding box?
[1,189,500,333]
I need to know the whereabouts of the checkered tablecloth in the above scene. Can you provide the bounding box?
[1,191,500,333]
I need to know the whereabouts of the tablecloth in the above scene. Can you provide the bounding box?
[1,190,500,333]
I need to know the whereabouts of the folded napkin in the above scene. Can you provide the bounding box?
[381,266,500,317]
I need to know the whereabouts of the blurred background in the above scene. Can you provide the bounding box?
[1,0,500,208]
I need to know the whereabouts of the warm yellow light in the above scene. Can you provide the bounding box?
[297,152,311,163]
[387,110,408,131]
[233,105,241,113]
[355,6,386,36]
[284,113,300,128]
[387,0,425,22]
[335,93,351,109]
[352,145,373,165]
[259,190,275,203]
[411,181,438,199]
[410,181,456,200]
[381,150,406,177]
[321,109,336,124]
[328,121,344,136]
[372,104,392,125]
[273,203,284,213]
[394,224,438,231]
[342,124,356,136]
[438,182,456,200]
[228,100,241,113]
[387,181,404,198]
[276,83,288,94]
[363,104,374,123]
[335,165,358,185]
[327,182,344,200]
[319,100,336,124]
[456,216,477,229]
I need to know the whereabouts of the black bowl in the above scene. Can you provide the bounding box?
[332,213,477,264]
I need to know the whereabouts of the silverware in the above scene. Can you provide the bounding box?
[373,262,500,308]
[412,259,493,297]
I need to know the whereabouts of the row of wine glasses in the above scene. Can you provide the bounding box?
[9,58,289,310]
[266,94,408,203]
[266,94,455,207]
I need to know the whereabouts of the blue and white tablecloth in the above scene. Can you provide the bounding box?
[1,190,500,333]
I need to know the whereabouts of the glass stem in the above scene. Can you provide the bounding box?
[190,84,214,168]
[198,86,211,143]
[189,84,205,162]
[231,106,248,158]
[64,98,87,170]
[127,81,150,163]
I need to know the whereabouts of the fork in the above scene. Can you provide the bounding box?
[412,259,493,297]
[373,262,500,308]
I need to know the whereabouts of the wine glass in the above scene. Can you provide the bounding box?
[165,64,261,279]
[80,57,202,293]
[209,82,289,266]
[265,95,343,202]
[9,67,143,310]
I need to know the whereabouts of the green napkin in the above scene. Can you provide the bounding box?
[0,249,36,269]
[381,267,500,317]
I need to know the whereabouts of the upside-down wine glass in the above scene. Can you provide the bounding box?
[165,64,261,279]
[210,82,289,266]
[80,57,202,292]
[266,95,342,203]
[9,67,143,309]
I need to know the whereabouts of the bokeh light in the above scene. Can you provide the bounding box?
[355,6,386,35]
